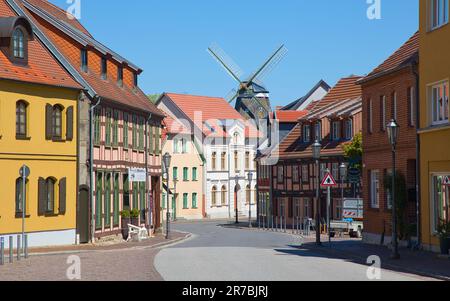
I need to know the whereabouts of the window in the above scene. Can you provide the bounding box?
[183,193,189,209]
[221,152,226,170]
[113,110,119,146]
[301,165,309,183]
[293,165,299,183]
[148,125,154,154]
[173,138,179,153]
[183,167,189,181]
[303,124,311,142]
[192,167,198,181]
[320,163,327,180]
[370,170,380,208]
[246,185,251,205]
[234,151,239,171]
[245,152,250,170]
[368,98,373,133]
[139,117,144,150]
[380,95,386,131]
[96,173,103,229]
[101,57,107,80]
[118,66,123,87]
[123,113,129,148]
[81,49,88,72]
[430,0,449,30]
[105,109,111,146]
[392,92,397,119]
[314,121,322,142]
[332,163,339,181]
[211,186,217,206]
[132,115,137,149]
[46,178,56,213]
[181,138,187,153]
[344,119,353,140]
[408,87,415,127]
[16,101,27,138]
[15,178,28,215]
[233,132,240,144]
[221,185,227,206]
[12,28,25,59]
[277,166,284,183]
[104,173,111,227]
[332,121,340,141]
[173,167,178,180]
[52,105,63,139]
[430,81,449,125]
[432,175,450,232]
[134,73,138,87]
[192,193,198,209]
[304,198,311,218]
[212,152,217,170]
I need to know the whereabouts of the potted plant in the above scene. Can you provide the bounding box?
[130,208,140,227]
[437,219,450,255]
[120,210,131,240]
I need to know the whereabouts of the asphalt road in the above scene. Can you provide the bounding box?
[155,221,434,281]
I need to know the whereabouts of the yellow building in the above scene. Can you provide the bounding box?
[0,5,82,248]
[419,0,450,252]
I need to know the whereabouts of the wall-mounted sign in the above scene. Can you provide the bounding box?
[129,168,146,182]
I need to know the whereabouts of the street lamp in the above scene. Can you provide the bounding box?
[162,152,172,239]
[340,162,347,219]
[312,140,322,246]
[248,172,253,228]
[387,119,400,259]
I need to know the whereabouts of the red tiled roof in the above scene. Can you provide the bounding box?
[20,0,164,116]
[275,110,309,123]
[163,114,190,135]
[25,0,92,37]
[365,31,419,79]
[310,76,362,111]
[163,93,260,138]
[0,0,81,89]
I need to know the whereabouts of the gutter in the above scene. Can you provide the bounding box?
[89,96,101,243]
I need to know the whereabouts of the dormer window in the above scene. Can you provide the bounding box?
[133,73,138,87]
[13,28,24,58]
[117,66,123,87]
[101,57,107,80]
[332,120,341,141]
[81,49,88,72]
[314,121,322,142]
[302,124,311,143]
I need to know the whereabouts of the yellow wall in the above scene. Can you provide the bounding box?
[0,80,79,236]
[419,0,450,250]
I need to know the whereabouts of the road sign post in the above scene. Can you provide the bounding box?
[321,171,337,248]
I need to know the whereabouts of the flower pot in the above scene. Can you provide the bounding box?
[121,217,130,240]
[439,236,450,255]
[131,217,139,227]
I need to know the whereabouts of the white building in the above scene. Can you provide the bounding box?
[157,93,259,220]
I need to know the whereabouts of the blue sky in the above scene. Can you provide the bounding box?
[50,0,418,108]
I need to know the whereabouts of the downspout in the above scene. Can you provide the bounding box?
[412,61,421,249]
[89,96,101,244]
[145,113,152,232]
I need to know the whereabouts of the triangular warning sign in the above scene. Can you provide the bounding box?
[444,176,450,186]
[321,172,337,187]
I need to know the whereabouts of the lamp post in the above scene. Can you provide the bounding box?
[235,176,239,224]
[387,119,400,260]
[248,172,253,228]
[340,162,347,218]
[312,140,322,246]
[162,152,172,240]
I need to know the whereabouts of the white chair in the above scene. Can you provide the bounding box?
[127,224,149,242]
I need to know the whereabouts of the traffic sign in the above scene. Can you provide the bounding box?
[444,176,450,186]
[321,172,337,187]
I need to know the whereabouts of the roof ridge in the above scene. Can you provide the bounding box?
[165,92,227,100]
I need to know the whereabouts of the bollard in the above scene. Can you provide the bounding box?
[17,235,21,261]
[0,237,4,266]
[284,216,287,233]
[271,215,274,232]
[24,234,28,259]
[9,236,13,264]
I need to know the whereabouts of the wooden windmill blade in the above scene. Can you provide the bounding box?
[207,43,244,84]
[247,44,288,86]
[226,88,239,104]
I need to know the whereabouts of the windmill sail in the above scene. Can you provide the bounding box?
[207,43,244,83]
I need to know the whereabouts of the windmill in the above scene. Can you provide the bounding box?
[208,44,287,138]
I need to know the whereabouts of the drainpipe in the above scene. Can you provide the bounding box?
[89,96,101,244]
[145,113,152,232]
[412,62,421,249]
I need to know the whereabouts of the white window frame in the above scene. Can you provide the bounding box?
[332,121,340,141]
[430,81,449,126]
[430,0,449,31]
[314,121,322,142]
[370,170,380,209]
[303,124,311,143]
[344,119,353,140]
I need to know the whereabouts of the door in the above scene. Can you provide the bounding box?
[77,187,89,244]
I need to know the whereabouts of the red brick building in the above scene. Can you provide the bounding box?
[357,32,419,246]
[259,76,363,228]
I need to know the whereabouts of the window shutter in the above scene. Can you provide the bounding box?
[45,104,53,140]
[59,177,67,215]
[66,106,74,141]
[38,177,47,216]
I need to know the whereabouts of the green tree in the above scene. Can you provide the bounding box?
[342,133,362,170]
